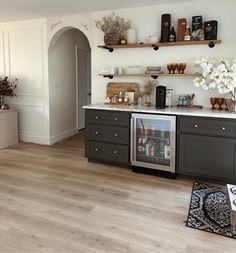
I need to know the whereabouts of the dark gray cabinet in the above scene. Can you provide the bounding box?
[178,116,236,183]
[85,109,130,166]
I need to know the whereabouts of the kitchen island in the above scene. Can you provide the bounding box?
[84,103,236,183]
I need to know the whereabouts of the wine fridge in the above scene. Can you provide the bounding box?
[131,113,176,173]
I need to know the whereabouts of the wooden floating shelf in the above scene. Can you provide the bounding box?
[98,40,222,52]
[98,73,201,79]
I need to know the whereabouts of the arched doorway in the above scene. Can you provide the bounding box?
[48,27,91,144]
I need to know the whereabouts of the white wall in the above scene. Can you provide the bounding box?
[0,18,50,144]
[90,0,236,107]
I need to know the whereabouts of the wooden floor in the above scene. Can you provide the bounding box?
[0,132,235,253]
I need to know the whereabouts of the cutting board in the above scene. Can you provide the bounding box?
[106,82,142,99]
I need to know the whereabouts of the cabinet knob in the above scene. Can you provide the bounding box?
[114,133,118,137]
[114,117,118,121]
[221,127,226,131]
[95,116,99,119]
[194,124,198,128]
[95,131,99,135]
[95,148,99,152]
[113,150,117,154]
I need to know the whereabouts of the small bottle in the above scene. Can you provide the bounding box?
[184,21,191,41]
[169,23,176,42]
[118,91,123,103]
[124,92,129,104]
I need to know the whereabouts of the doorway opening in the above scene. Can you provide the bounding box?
[48,27,91,144]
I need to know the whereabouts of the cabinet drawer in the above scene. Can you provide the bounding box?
[86,109,129,127]
[86,141,129,164]
[179,117,236,138]
[86,125,129,145]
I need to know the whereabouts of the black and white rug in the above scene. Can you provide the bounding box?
[186,181,236,239]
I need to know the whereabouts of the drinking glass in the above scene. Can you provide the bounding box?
[167,64,172,74]
[210,97,217,110]
[180,63,186,74]
[171,63,177,74]
[176,63,181,74]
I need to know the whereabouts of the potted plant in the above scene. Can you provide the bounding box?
[95,13,131,45]
[0,77,17,109]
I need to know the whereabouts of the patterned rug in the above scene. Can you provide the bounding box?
[186,182,236,239]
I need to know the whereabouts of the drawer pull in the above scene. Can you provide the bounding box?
[95,116,99,119]
[95,148,99,152]
[194,124,198,128]
[113,150,117,154]
[221,127,226,131]
[114,133,118,137]
[95,131,99,135]
[114,117,118,121]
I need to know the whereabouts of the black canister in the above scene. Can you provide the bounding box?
[156,86,166,109]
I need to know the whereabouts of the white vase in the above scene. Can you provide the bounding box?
[127,28,137,44]
[225,88,236,112]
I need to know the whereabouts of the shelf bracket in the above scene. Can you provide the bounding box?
[102,46,114,52]
[151,75,158,79]
[152,44,159,51]
[103,75,114,79]
[208,41,215,48]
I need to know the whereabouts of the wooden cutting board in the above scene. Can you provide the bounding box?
[106,82,142,98]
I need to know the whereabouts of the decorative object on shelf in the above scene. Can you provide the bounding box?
[204,20,218,40]
[167,63,186,74]
[95,13,131,45]
[148,35,160,44]
[177,93,203,109]
[161,14,171,43]
[0,76,17,109]
[177,18,187,41]
[169,23,176,42]
[191,15,204,41]
[125,66,145,74]
[127,28,137,44]
[142,80,157,106]
[194,58,236,112]
[184,20,191,41]
[210,97,217,110]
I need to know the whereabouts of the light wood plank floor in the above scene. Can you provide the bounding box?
[0,132,235,253]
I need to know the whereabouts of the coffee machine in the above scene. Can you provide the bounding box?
[156,86,166,109]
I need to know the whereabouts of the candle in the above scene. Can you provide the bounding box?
[127,28,137,44]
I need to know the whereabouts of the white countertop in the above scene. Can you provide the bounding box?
[83,103,236,119]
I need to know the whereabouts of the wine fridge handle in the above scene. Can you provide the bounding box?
[130,117,134,163]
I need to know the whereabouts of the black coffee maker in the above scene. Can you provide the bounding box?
[156,86,166,109]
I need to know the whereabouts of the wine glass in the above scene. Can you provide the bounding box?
[180,63,186,74]
[217,98,225,110]
[171,63,177,74]
[210,97,217,110]
[176,63,181,74]
[167,64,172,74]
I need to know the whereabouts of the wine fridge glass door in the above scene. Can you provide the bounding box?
[132,113,176,173]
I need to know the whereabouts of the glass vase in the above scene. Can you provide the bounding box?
[0,95,4,108]
[225,88,236,112]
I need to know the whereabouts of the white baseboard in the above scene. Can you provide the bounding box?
[50,128,78,145]
[19,133,50,145]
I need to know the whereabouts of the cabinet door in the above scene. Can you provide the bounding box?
[178,134,236,180]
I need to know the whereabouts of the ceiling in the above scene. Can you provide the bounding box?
[0,0,193,23]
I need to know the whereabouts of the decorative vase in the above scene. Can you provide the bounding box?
[127,28,137,44]
[225,88,236,112]
[104,33,121,45]
[0,95,4,108]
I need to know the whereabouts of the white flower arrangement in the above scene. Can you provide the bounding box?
[194,58,236,98]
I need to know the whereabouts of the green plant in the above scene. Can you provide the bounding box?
[95,13,131,34]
